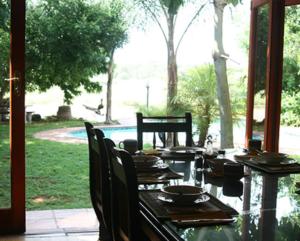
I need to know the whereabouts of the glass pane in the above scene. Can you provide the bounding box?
[0,0,11,208]
[280,5,300,162]
[252,5,269,149]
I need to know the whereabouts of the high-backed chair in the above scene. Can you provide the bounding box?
[136,112,193,150]
[85,122,112,241]
[104,141,148,241]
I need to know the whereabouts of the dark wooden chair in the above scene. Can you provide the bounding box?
[84,122,112,241]
[104,141,149,241]
[136,112,193,150]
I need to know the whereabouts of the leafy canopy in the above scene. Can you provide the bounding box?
[26,0,128,104]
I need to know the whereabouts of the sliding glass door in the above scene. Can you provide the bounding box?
[0,0,25,234]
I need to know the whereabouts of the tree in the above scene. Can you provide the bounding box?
[176,64,218,146]
[94,0,129,124]
[212,0,241,148]
[26,0,115,104]
[134,0,207,114]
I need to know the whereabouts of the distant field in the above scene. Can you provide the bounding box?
[25,63,168,123]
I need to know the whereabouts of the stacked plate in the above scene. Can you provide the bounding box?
[158,185,210,205]
[132,155,168,169]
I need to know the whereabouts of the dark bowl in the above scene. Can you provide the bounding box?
[161,185,204,204]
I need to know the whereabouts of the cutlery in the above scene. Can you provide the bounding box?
[173,218,234,223]
[157,173,168,180]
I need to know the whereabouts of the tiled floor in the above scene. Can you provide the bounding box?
[0,209,99,241]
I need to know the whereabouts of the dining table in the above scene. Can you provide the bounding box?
[135,148,300,241]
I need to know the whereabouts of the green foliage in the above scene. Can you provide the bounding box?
[227,69,247,119]
[0,0,128,104]
[282,57,300,93]
[244,5,300,94]
[26,0,109,103]
[283,6,300,93]
[134,103,167,116]
[281,91,300,127]
[284,6,300,62]
[175,64,218,146]
[161,0,184,14]
[93,0,129,55]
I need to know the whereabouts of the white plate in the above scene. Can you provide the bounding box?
[157,194,210,204]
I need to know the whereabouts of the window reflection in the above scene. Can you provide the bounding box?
[252,5,269,149]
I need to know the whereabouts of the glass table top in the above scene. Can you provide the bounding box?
[140,159,300,241]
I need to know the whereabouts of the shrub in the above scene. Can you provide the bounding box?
[281,91,300,127]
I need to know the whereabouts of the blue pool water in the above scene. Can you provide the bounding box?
[71,126,137,141]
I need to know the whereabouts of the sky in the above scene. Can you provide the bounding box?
[114,1,251,69]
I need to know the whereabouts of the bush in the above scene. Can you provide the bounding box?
[175,64,218,146]
[281,91,300,127]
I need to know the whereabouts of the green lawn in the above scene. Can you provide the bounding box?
[1,120,95,210]
[0,122,10,208]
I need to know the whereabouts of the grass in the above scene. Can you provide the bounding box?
[1,120,95,210]
[0,122,10,208]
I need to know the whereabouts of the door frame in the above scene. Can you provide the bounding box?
[0,0,26,234]
[246,0,285,152]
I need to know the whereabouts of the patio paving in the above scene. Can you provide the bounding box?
[0,208,99,241]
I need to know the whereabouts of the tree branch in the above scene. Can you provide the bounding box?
[175,2,208,55]
[141,1,168,45]
[159,0,169,21]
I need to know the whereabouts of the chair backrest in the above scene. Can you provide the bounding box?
[84,122,112,237]
[136,112,193,150]
[105,142,144,241]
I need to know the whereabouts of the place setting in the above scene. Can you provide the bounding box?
[139,184,238,227]
[160,146,205,160]
[239,152,300,173]
[232,139,300,173]
[132,155,184,184]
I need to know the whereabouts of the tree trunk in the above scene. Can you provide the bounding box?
[166,15,178,115]
[198,104,211,147]
[105,50,114,124]
[165,15,178,146]
[213,0,234,148]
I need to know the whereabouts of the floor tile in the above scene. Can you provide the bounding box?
[0,209,99,241]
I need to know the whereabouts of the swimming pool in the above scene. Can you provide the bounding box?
[69,125,188,144]
[70,126,138,141]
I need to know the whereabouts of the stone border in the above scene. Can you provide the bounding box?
[33,127,87,144]
[33,125,136,144]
